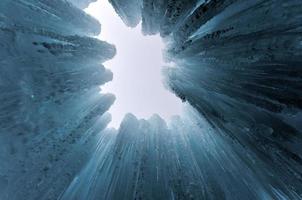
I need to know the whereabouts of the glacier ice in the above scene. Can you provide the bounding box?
[1,0,302,199]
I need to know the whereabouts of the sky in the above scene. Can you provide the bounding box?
[85,0,183,128]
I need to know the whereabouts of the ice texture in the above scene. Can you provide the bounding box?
[67,0,98,9]
[109,0,142,27]
[1,0,302,200]
[108,0,302,198]
[0,0,115,199]
[61,108,302,199]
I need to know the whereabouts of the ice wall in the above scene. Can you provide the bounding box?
[62,108,302,199]
[1,0,302,199]
[0,0,115,199]
[108,0,302,199]
[109,0,142,27]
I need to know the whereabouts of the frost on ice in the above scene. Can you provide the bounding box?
[1,0,302,200]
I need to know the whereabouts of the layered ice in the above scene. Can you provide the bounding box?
[0,0,115,199]
[108,0,302,198]
[62,107,302,199]
[1,0,302,199]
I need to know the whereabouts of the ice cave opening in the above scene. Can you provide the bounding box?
[1,0,302,199]
[85,0,183,128]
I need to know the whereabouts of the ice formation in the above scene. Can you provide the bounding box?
[85,0,183,128]
[1,0,302,200]
[0,0,115,199]
[67,0,98,9]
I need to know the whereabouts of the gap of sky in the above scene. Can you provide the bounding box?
[85,0,183,128]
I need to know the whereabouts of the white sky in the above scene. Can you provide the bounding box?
[85,0,183,128]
